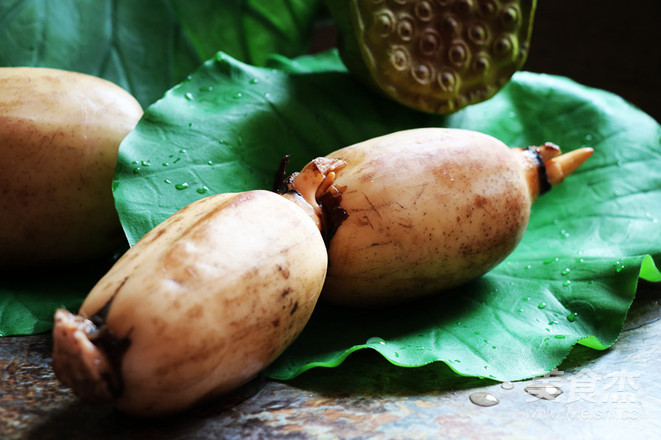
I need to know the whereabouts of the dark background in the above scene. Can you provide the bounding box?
[524,0,660,122]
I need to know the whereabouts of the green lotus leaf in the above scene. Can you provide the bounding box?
[112,51,659,381]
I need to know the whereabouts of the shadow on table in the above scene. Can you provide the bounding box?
[24,375,267,440]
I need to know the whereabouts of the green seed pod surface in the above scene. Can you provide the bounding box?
[326,0,537,113]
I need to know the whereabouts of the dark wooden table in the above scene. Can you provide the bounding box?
[2,282,660,439]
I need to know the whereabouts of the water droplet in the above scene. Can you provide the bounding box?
[538,302,547,309]
[162,162,170,167]
[249,78,260,85]
[561,268,571,276]
[501,381,515,390]
[567,312,578,322]
[469,392,500,407]
[491,346,497,349]
[196,186,209,194]
[483,339,489,343]
[233,92,243,99]
[199,86,213,92]
[563,280,572,287]
[366,337,386,345]
[175,183,189,190]
[179,149,187,154]
[525,383,563,400]
[554,335,566,339]
[133,167,141,174]
[525,264,532,270]
[173,157,181,164]
[517,308,524,313]
[584,134,593,142]
[185,92,194,101]
[560,229,570,239]
[544,257,559,265]
[207,160,214,166]
[141,160,151,167]
[548,320,559,325]
[454,359,461,363]
[164,179,172,184]
[614,260,625,273]
[522,297,531,301]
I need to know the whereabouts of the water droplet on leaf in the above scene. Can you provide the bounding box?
[366,337,386,345]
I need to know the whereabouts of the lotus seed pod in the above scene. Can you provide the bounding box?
[325,0,537,113]
[52,190,328,416]
[286,128,592,307]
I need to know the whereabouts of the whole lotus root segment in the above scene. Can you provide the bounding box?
[287,128,593,307]
[326,0,537,113]
[0,67,143,268]
[52,190,328,417]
